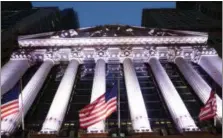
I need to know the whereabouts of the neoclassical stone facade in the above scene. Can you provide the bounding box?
[1,25,222,136]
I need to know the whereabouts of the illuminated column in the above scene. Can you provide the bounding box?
[87,59,106,133]
[175,57,222,123]
[198,55,222,87]
[1,60,54,135]
[1,59,30,95]
[123,58,152,132]
[148,57,198,132]
[41,60,79,133]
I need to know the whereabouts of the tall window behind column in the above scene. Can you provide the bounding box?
[13,63,41,136]
[191,62,222,98]
[106,62,131,135]
[61,61,95,137]
[25,64,61,131]
[21,63,41,87]
[134,62,177,135]
[161,61,213,130]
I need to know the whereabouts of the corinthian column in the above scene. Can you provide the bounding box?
[87,59,106,133]
[1,59,30,95]
[175,57,222,124]
[1,59,54,135]
[148,57,198,132]
[198,55,222,87]
[41,60,79,133]
[123,58,152,132]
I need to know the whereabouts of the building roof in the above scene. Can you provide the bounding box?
[17,25,208,48]
[18,24,208,38]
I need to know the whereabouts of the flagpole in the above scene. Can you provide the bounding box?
[214,116,216,127]
[20,79,25,132]
[117,78,121,137]
[213,81,217,128]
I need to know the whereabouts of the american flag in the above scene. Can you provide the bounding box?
[199,91,217,121]
[1,82,20,119]
[79,83,117,128]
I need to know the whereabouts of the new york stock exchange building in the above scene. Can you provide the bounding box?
[1,25,222,138]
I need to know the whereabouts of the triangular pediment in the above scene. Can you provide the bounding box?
[18,25,208,47]
[19,25,208,40]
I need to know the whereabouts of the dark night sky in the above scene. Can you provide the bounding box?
[32,2,176,27]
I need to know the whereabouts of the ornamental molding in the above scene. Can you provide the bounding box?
[10,45,217,64]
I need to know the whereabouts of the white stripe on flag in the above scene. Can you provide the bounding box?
[80,97,105,112]
[1,104,19,112]
[80,106,116,128]
[1,108,19,118]
[80,99,116,122]
[79,97,116,117]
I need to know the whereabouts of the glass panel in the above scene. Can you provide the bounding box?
[191,62,222,98]
[106,63,132,133]
[25,65,62,132]
[161,62,213,130]
[134,62,178,135]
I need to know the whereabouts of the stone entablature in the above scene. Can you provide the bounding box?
[12,25,217,64]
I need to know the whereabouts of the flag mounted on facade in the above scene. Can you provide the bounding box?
[198,91,217,121]
[79,83,117,128]
[1,82,20,119]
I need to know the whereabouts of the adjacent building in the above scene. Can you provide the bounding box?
[176,2,222,20]
[60,8,80,30]
[141,2,222,57]
[1,2,79,66]
[1,25,222,138]
[1,2,61,66]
